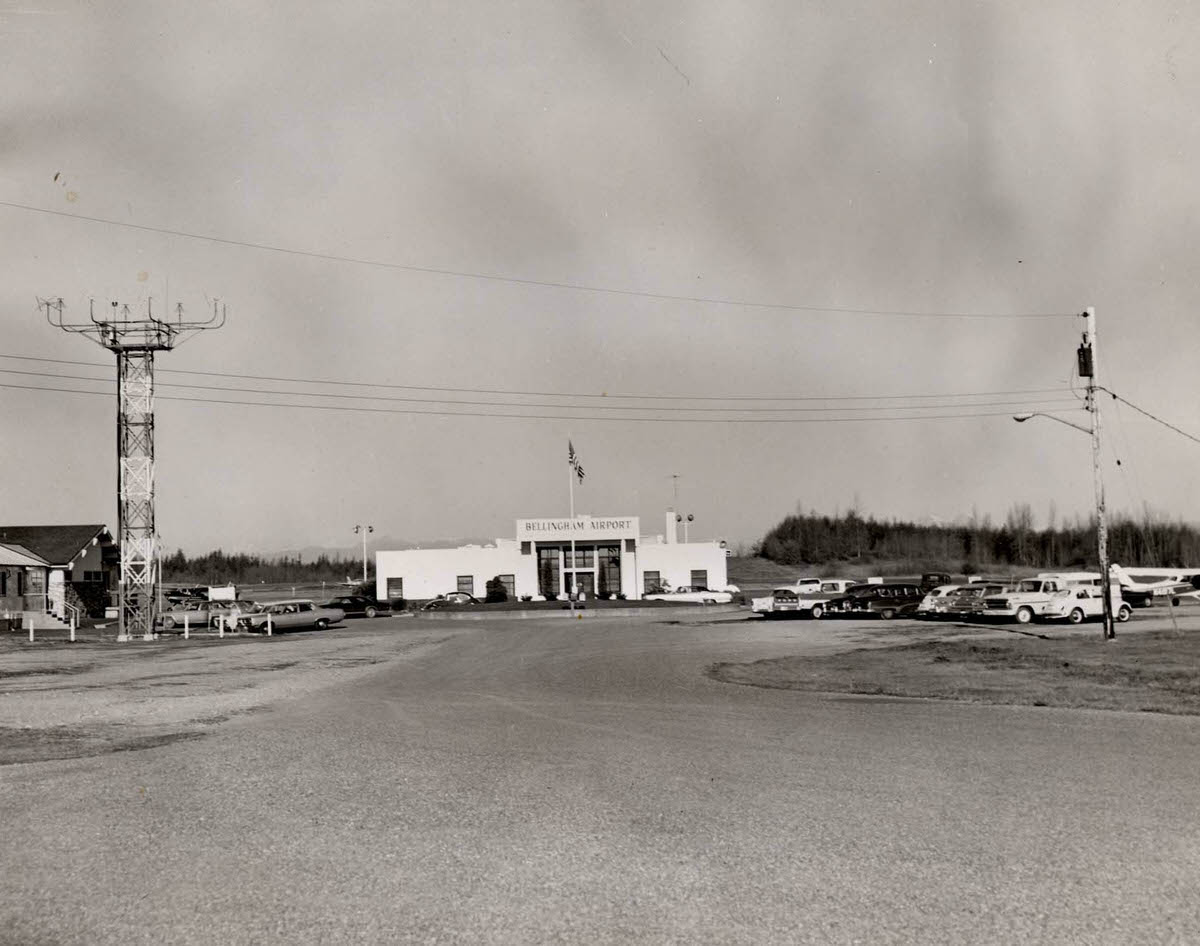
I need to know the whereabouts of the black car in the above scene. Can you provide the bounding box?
[823,582,925,619]
[320,595,391,619]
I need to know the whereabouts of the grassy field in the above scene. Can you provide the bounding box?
[708,626,1200,715]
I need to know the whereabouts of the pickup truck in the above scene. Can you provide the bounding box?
[752,579,856,618]
[983,577,1131,624]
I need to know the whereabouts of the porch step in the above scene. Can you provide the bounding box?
[22,611,74,631]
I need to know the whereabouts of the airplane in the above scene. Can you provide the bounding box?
[1109,564,1200,607]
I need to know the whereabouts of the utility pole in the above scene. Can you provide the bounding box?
[43,298,225,640]
[1079,307,1115,640]
[354,525,373,584]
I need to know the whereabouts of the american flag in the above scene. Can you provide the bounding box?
[568,440,585,483]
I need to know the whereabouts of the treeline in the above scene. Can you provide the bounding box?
[757,506,1200,572]
[161,549,367,584]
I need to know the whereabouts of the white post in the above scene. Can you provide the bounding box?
[218,615,225,638]
[70,617,76,643]
[28,616,34,643]
[183,613,189,640]
[568,449,576,607]
[267,613,273,636]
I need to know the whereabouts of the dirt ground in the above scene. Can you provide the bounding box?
[710,612,1200,715]
[0,619,456,765]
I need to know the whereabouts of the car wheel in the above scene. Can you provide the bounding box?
[364,606,377,619]
[879,608,896,620]
[1015,606,1034,624]
[162,616,176,629]
[1171,597,1181,608]
[1117,605,1132,623]
[1068,608,1085,624]
[315,618,330,630]
[810,604,824,620]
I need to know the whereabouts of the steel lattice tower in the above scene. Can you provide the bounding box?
[43,299,225,640]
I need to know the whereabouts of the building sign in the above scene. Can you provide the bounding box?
[516,516,639,542]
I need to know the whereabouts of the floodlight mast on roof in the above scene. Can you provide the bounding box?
[41,297,226,641]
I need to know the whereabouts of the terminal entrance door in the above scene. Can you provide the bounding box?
[563,545,595,597]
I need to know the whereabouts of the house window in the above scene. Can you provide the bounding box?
[457,575,473,595]
[497,574,515,598]
[643,571,662,594]
[17,571,26,596]
[83,570,104,583]
[521,542,532,555]
[690,569,708,591]
[386,578,404,600]
[0,571,6,596]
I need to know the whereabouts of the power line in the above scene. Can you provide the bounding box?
[0,366,1081,414]
[1100,386,1200,446]
[2,200,1076,320]
[0,380,1088,424]
[0,353,1074,404]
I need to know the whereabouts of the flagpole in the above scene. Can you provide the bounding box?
[568,439,576,607]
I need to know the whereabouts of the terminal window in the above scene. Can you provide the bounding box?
[690,569,708,590]
[457,575,474,595]
[498,574,515,598]
[387,578,404,600]
[643,571,662,594]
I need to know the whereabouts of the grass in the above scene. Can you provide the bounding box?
[707,630,1200,715]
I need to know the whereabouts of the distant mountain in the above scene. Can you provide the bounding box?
[272,536,497,561]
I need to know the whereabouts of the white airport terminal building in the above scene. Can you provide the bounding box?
[375,512,729,602]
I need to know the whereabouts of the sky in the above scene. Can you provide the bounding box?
[2,1,1199,557]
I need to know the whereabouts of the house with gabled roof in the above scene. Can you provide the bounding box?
[0,525,117,620]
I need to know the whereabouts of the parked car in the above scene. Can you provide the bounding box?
[942,583,1009,618]
[915,584,962,617]
[234,599,345,632]
[157,598,245,629]
[320,595,391,619]
[983,575,1130,624]
[823,582,925,619]
[766,579,858,619]
[644,587,734,604]
[421,592,481,610]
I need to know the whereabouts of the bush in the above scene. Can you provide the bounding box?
[484,576,508,604]
[390,597,407,611]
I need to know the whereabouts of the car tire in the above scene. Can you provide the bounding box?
[162,616,177,629]
[810,604,824,620]
[1117,605,1132,623]
[1015,606,1034,625]
[315,618,330,630]
[879,608,896,620]
[364,606,377,619]
[1068,608,1085,625]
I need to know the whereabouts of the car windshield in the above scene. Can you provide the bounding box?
[1016,580,1044,592]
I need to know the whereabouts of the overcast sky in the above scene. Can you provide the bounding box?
[2,1,1198,556]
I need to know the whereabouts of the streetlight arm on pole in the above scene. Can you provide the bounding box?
[1012,413,1092,435]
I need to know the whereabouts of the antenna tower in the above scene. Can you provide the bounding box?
[41,297,226,640]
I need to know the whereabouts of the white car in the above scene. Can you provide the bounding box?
[644,586,734,604]
[915,584,963,617]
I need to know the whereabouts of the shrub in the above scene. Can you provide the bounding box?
[484,576,508,604]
